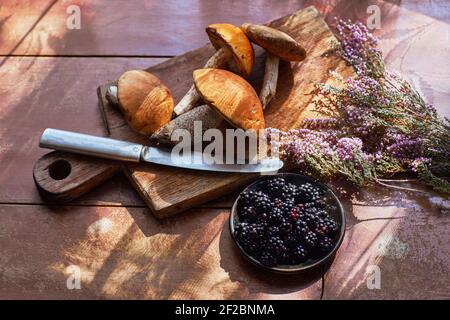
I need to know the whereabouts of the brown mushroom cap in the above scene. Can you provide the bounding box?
[241,23,306,61]
[193,68,264,131]
[117,70,174,135]
[206,23,254,78]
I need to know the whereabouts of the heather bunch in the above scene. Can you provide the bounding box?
[266,19,450,193]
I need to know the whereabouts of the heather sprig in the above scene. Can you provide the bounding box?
[266,19,450,193]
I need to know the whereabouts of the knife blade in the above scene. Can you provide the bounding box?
[39,128,283,173]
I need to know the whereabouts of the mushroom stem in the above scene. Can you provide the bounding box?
[173,47,231,116]
[150,104,223,146]
[259,52,279,109]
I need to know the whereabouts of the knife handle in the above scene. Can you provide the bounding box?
[40,128,143,162]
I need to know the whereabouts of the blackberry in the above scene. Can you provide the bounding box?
[234,222,264,255]
[235,222,263,241]
[315,216,338,237]
[266,236,288,257]
[266,225,281,238]
[280,198,295,216]
[239,206,257,222]
[291,245,308,264]
[303,202,316,210]
[316,208,329,219]
[268,207,283,224]
[280,183,299,201]
[314,219,328,237]
[297,183,323,203]
[305,206,320,217]
[266,177,286,198]
[266,178,300,201]
[259,251,277,267]
[255,212,269,224]
[304,213,319,229]
[272,198,283,208]
[318,236,334,253]
[238,190,256,208]
[253,191,272,213]
[239,190,271,213]
[294,219,309,237]
[323,217,338,235]
[303,230,318,249]
[279,219,292,233]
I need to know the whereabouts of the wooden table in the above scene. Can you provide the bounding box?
[0,0,449,299]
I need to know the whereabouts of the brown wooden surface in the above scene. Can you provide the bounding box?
[0,0,56,56]
[322,184,450,299]
[0,0,449,299]
[98,6,355,218]
[0,204,322,299]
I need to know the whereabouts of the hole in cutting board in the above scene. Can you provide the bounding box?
[48,160,71,180]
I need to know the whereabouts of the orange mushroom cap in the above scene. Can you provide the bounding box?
[206,23,254,78]
[193,68,264,131]
[117,70,174,135]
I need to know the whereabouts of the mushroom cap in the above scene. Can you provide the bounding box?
[117,70,174,135]
[206,23,254,78]
[193,68,265,131]
[241,23,306,61]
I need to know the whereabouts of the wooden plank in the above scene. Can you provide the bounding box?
[0,0,55,55]
[0,204,322,299]
[0,56,165,206]
[321,184,450,299]
[11,0,329,56]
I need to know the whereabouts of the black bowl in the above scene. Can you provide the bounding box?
[229,173,346,273]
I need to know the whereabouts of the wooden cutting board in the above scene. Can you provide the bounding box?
[34,6,354,218]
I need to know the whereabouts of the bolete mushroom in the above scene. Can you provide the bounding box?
[113,70,174,135]
[173,23,254,116]
[241,23,306,109]
[193,68,265,131]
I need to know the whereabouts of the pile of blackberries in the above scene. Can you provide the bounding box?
[233,177,339,267]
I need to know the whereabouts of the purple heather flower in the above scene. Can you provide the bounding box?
[336,137,363,161]
[261,19,448,193]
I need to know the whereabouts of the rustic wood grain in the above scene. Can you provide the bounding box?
[96,6,354,218]
[321,184,450,299]
[8,0,328,56]
[0,204,322,299]
[0,0,56,55]
[4,0,449,58]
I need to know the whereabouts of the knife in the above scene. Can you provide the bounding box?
[39,128,283,173]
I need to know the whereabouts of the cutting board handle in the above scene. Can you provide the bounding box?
[33,151,121,203]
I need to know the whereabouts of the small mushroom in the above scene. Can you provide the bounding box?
[173,23,254,116]
[241,23,306,109]
[193,68,264,131]
[114,70,174,135]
